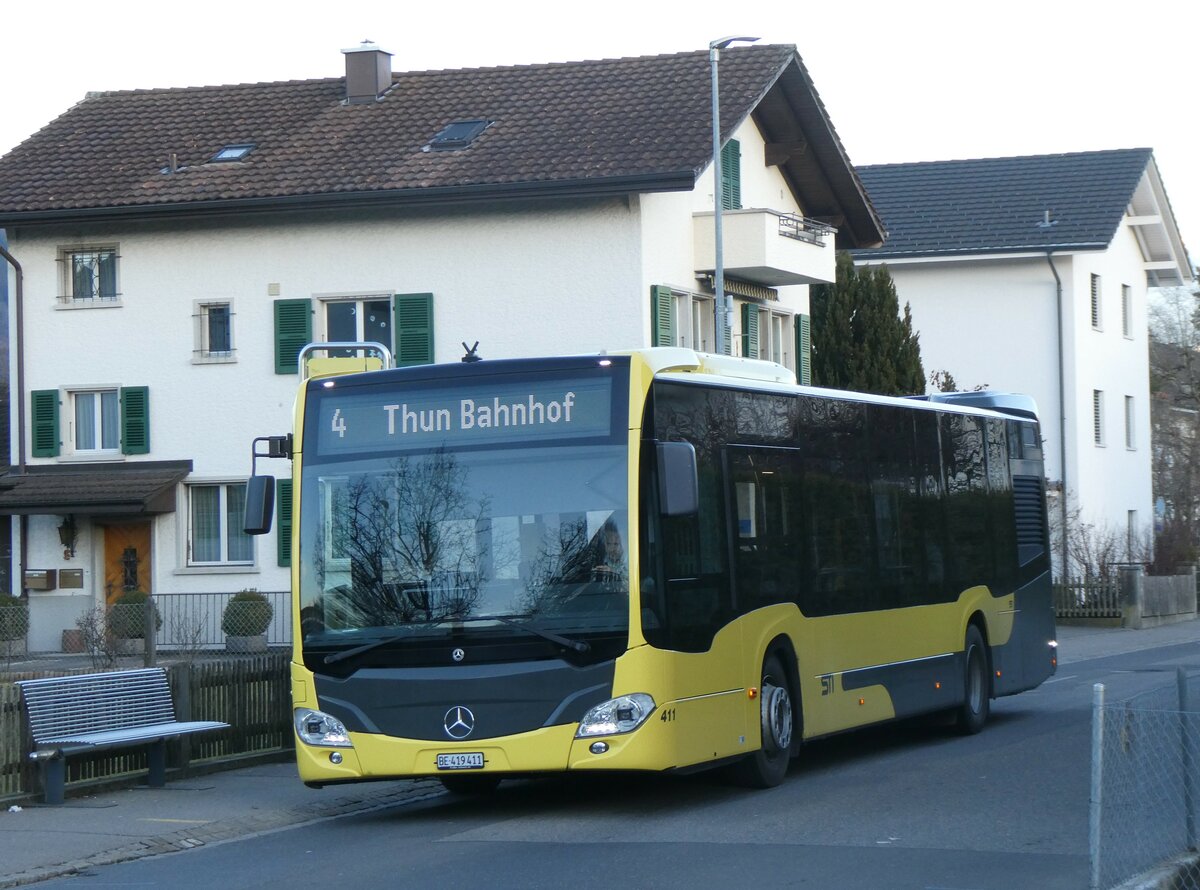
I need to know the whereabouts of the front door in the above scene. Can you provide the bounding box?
[102,522,152,605]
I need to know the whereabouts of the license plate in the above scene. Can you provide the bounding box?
[437,752,485,770]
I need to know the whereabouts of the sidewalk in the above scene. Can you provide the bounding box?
[2,618,1198,888]
[0,762,441,889]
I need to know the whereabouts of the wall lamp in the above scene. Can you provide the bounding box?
[58,515,77,558]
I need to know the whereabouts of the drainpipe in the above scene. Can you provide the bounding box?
[0,237,26,596]
[1046,252,1069,580]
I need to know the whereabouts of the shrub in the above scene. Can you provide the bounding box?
[0,594,29,641]
[107,590,161,639]
[222,590,273,637]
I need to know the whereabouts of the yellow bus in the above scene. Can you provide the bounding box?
[246,345,1056,792]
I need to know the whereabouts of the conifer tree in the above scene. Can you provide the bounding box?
[809,253,925,395]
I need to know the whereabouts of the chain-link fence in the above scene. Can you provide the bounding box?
[1091,671,1200,889]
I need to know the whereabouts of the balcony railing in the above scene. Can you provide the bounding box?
[777,212,836,246]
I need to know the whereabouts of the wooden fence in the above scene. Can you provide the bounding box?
[1053,581,1122,620]
[0,652,291,802]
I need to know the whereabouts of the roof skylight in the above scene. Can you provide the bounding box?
[425,120,490,152]
[210,143,256,162]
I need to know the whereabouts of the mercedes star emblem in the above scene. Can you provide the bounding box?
[452,648,466,662]
[444,706,475,739]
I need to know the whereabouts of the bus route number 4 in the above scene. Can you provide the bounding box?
[331,409,346,438]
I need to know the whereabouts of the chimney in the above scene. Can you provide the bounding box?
[342,40,393,104]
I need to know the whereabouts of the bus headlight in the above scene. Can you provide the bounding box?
[576,693,656,737]
[294,708,353,748]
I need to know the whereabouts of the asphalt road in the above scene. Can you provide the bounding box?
[34,641,1200,890]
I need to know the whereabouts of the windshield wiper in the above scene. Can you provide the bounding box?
[322,617,456,665]
[486,614,590,653]
[322,614,589,665]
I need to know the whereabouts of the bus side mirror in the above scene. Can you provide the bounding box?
[656,441,698,517]
[244,475,275,535]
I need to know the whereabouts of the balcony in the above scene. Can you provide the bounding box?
[693,209,837,287]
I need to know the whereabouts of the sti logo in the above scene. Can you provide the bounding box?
[819,674,835,696]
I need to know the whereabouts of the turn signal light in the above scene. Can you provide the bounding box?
[748,687,758,699]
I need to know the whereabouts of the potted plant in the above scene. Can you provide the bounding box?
[222,590,273,653]
[107,590,161,654]
[0,593,29,658]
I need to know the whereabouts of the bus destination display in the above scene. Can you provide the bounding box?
[313,375,615,455]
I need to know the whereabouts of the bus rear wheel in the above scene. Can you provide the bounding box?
[955,625,991,735]
[440,774,502,795]
[733,653,794,789]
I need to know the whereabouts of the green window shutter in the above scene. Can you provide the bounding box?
[795,313,812,385]
[276,478,293,567]
[741,303,759,359]
[650,285,675,347]
[274,299,312,374]
[721,138,741,210]
[30,390,60,457]
[394,293,434,366]
[120,386,150,455]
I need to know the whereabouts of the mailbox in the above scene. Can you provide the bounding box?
[24,569,57,590]
[59,569,84,589]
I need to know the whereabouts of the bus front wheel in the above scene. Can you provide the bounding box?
[955,625,991,735]
[733,653,795,789]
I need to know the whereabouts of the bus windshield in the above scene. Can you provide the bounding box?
[296,363,630,665]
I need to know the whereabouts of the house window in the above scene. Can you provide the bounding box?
[651,286,714,351]
[60,246,119,303]
[323,297,391,356]
[1122,285,1133,338]
[32,386,149,457]
[73,390,120,453]
[1093,390,1105,445]
[1125,395,1135,449]
[673,292,715,352]
[188,482,253,565]
[756,307,793,368]
[1090,274,1102,330]
[194,301,235,363]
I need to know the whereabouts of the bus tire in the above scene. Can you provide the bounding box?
[440,774,502,795]
[955,625,990,735]
[733,653,795,789]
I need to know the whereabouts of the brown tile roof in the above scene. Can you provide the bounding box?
[0,45,883,247]
[0,461,192,515]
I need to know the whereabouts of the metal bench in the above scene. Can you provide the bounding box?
[16,668,229,804]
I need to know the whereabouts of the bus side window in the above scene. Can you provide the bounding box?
[728,446,802,614]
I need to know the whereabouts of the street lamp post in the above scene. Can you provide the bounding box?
[709,35,758,356]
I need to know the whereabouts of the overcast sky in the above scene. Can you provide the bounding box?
[1,0,1196,268]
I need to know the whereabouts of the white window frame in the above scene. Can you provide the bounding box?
[67,387,121,457]
[186,480,255,568]
[756,306,794,369]
[1121,284,1133,339]
[1090,274,1102,330]
[57,245,121,306]
[1125,395,1136,449]
[317,292,393,347]
[1093,389,1105,446]
[193,300,236,364]
[671,291,715,353]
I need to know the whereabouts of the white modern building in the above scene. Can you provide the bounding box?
[0,43,883,650]
[853,149,1194,577]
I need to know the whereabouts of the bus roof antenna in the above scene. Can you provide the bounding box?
[461,341,482,363]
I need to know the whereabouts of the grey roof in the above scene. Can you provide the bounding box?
[851,148,1154,260]
[0,45,884,248]
[0,461,192,516]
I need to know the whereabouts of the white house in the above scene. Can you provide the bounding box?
[852,149,1194,577]
[0,43,883,651]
